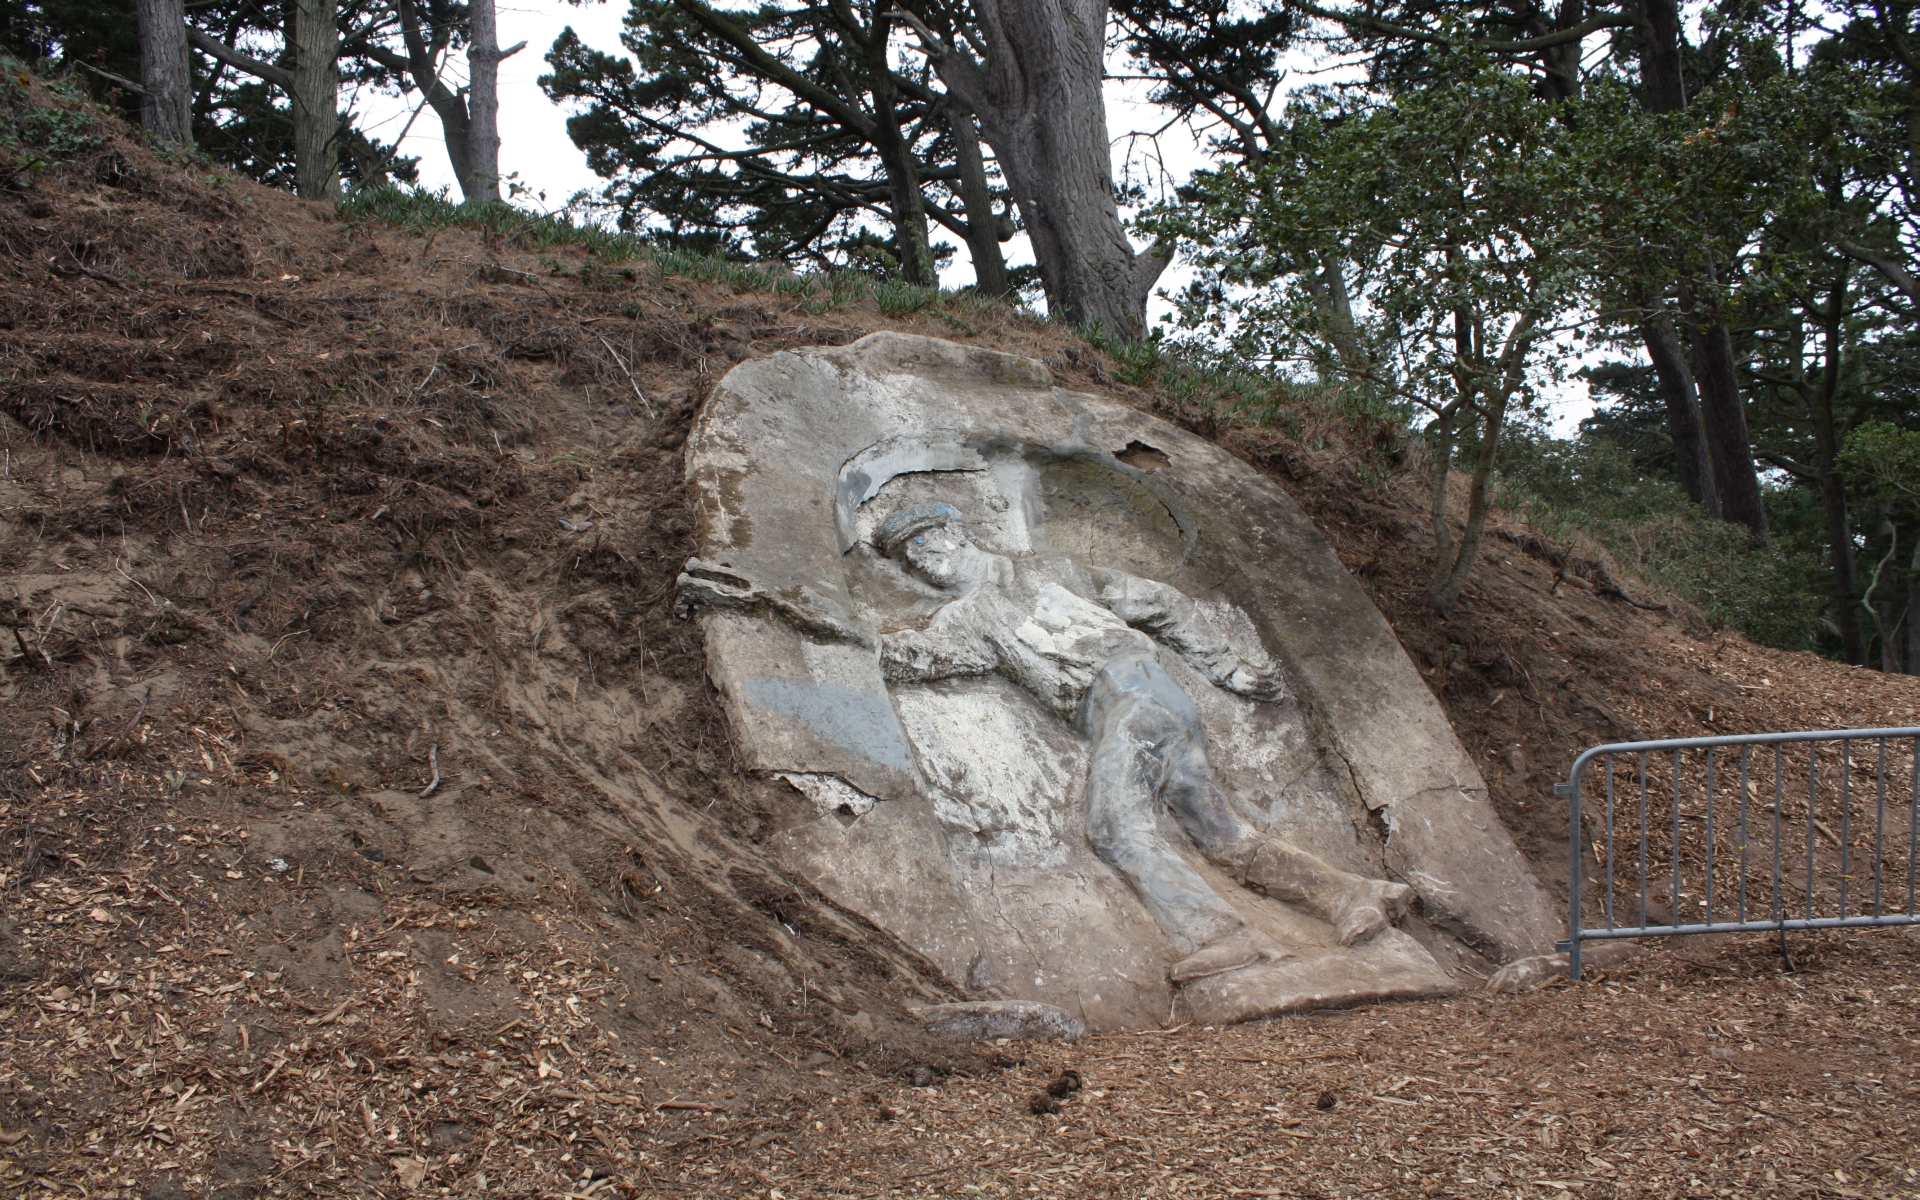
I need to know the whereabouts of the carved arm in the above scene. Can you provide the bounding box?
[1090,569,1286,701]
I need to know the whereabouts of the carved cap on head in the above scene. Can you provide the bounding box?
[876,502,963,557]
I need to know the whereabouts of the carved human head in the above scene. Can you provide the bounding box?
[877,502,977,589]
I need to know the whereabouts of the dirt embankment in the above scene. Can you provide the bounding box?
[3,77,1918,1200]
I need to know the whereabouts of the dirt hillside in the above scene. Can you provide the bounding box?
[3,74,1918,1200]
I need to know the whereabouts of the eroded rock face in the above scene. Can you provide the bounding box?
[681,333,1559,1030]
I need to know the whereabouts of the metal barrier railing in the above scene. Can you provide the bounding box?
[1557,727,1920,979]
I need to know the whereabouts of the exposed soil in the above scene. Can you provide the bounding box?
[2,78,1918,1200]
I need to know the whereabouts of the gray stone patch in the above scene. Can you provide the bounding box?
[914,1000,1087,1042]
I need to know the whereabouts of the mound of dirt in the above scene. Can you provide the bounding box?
[3,73,1917,1199]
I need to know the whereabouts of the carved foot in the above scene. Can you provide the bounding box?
[1333,878,1413,946]
[1240,838,1412,945]
[1169,927,1292,984]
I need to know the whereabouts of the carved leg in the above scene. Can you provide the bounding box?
[1082,653,1288,975]
[1242,839,1412,945]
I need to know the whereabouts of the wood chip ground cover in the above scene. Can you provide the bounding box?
[2,72,1918,1200]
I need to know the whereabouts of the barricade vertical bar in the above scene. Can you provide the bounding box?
[1737,746,1752,925]
[1807,745,1819,922]
[1672,748,1684,927]
[1840,740,1853,917]
[1604,754,1617,930]
[1638,752,1650,928]
[1771,745,1784,922]
[1705,746,1717,925]
[1874,739,1887,917]
[1568,762,1583,981]
[1908,735,1918,915]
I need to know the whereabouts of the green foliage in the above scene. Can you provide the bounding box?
[1841,421,1920,502]
[1499,433,1830,651]
[0,59,108,176]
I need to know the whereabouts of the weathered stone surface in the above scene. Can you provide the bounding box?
[915,1000,1087,1043]
[1177,929,1457,1025]
[1485,940,1642,993]
[683,332,1560,1031]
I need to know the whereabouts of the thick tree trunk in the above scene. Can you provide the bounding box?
[917,0,1170,336]
[136,0,192,142]
[1908,537,1919,675]
[1634,0,1687,113]
[947,101,1012,297]
[1639,313,1718,516]
[464,0,504,201]
[866,12,937,286]
[1809,280,1866,663]
[287,0,341,199]
[1687,311,1767,534]
[1538,0,1584,100]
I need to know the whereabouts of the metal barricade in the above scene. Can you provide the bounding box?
[1557,727,1920,979]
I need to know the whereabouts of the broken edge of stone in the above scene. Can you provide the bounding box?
[1484,940,1642,993]
[914,1001,1087,1042]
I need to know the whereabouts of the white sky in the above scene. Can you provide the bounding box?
[343,1,1596,433]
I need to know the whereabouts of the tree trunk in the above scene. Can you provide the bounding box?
[1633,0,1688,113]
[917,0,1170,336]
[136,0,192,142]
[1308,251,1366,381]
[369,0,477,200]
[287,0,341,199]
[1808,274,1866,664]
[464,0,503,202]
[1640,312,1718,516]
[867,9,937,285]
[947,101,1012,297]
[1873,509,1901,673]
[1538,0,1585,100]
[1687,308,1767,534]
[1908,535,1919,675]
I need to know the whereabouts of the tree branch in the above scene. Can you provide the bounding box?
[1290,1,1634,53]
[76,60,148,95]
[186,25,292,90]
[1834,237,1920,304]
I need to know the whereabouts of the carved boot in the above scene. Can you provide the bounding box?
[1169,926,1292,984]
[1241,838,1412,945]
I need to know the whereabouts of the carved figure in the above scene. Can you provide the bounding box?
[679,498,1417,985]
[869,502,1412,984]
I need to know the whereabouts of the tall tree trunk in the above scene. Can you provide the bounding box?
[1908,535,1919,675]
[1808,273,1866,664]
[136,0,192,142]
[1687,304,1767,533]
[914,0,1170,336]
[1634,0,1688,113]
[367,0,476,200]
[1632,0,1767,529]
[1640,312,1719,515]
[947,100,1011,297]
[464,0,504,201]
[867,8,937,285]
[1538,0,1585,100]
[287,0,341,199]
[1872,507,1902,673]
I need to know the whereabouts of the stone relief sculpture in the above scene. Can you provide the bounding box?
[678,332,1561,1031]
